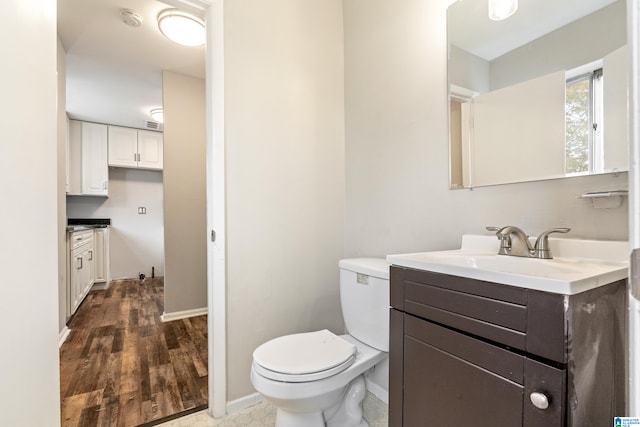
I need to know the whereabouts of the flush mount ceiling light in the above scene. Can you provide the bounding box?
[488,0,518,21]
[150,108,164,123]
[157,9,205,47]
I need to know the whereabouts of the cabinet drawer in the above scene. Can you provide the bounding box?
[71,230,94,249]
[391,266,567,363]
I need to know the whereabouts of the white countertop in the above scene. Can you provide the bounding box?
[386,235,629,295]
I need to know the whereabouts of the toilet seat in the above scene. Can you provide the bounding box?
[253,329,356,382]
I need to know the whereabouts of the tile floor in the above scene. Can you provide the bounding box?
[157,392,388,427]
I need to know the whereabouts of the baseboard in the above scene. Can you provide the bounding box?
[91,280,110,291]
[226,392,263,415]
[59,326,71,348]
[365,379,389,404]
[161,307,208,322]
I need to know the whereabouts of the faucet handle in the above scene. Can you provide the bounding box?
[534,228,571,258]
[486,226,511,255]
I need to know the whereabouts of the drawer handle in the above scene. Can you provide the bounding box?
[530,392,549,410]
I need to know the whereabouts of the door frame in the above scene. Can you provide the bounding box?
[161,0,227,418]
[628,0,640,416]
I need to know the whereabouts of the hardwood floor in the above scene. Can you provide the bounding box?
[60,278,208,427]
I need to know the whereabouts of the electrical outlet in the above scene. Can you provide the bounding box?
[138,207,147,214]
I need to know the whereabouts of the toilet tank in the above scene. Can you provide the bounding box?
[339,258,390,352]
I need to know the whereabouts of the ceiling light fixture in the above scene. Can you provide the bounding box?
[150,108,164,123]
[157,9,205,47]
[488,0,518,21]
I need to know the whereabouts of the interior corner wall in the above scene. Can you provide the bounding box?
[224,0,346,401]
[162,71,207,315]
[0,0,60,424]
[58,36,68,334]
[343,0,628,259]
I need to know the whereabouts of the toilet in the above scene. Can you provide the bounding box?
[250,258,390,427]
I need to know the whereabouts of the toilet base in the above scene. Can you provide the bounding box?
[275,410,324,427]
[326,375,369,427]
[273,375,369,427]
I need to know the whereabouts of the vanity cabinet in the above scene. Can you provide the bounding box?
[389,266,626,427]
[108,125,163,170]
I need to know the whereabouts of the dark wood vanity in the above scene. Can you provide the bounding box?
[389,266,626,427]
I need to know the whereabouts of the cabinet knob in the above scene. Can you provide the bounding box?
[530,392,549,410]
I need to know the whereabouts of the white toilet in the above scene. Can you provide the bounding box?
[250,258,390,427]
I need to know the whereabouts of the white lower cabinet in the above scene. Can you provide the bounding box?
[67,227,111,318]
[93,227,110,285]
[68,230,94,316]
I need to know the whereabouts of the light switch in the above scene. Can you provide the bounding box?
[138,207,147,214]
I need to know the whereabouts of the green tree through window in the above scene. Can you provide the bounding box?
[565,77,590,174]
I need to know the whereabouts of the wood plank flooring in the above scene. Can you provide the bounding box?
[60,278,208,427]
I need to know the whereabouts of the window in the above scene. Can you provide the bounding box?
[565,63,604,175]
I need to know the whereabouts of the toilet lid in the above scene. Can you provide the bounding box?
[253,330,356,382]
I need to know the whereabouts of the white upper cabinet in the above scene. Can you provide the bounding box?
[81,122,109,196]
[107,126,138,168]
[67,120,108,196]
[108,125,163,170]
[137,130,163,169]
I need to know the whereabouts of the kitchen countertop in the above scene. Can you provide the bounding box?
[67,218,111,232]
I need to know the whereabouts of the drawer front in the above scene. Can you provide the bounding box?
[392,266,566,363]
[71,230,93,249]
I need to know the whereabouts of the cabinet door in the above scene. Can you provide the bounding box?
[399,314,565,427]
[76,243,94,308]
[402,315,525,427]
[137,130,163,170]
[71,250,83,313]
[81,122,109,196]
[93,229,105,282]
[85,244,94,293]
[108,125,139,168]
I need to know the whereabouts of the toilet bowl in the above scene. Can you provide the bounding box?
[250,258,389,427]
[251,333,387,427]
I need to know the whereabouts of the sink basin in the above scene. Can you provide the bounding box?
[386,235,629,295]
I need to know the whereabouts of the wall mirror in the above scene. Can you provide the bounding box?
[448,0,627,189]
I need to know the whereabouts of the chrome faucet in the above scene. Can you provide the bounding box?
[486,226,570,259]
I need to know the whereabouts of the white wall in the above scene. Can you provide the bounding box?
[344,0,628,259]
[67,168,165,279]
[224,0,346,401]
[490,0,626,91]
[449,45,490,94]
[604,45,629,172]
[472,71,566,186]
[162,71,207,315]
[0,0,61,424]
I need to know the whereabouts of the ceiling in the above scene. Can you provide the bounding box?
[58,0,205,130]
[59,0,617,129]
[448,0,619,61]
